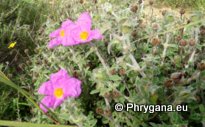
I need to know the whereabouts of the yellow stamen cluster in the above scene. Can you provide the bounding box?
[80,31,89,41]
[54,88,64,99]
[60,30,65,37]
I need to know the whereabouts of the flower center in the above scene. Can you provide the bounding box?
[54,88,64,99]
[80,31,89,41]
[8,42,17,49]
[60,30,65,37]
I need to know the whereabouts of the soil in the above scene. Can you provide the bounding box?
[143,0,193,20]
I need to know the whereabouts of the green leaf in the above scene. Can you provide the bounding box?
[0,120,75,127]
[109,75,121,81]
[0,71,39,110]
[0,64,3,70]
[199,104,205,113]
[0,71,66,124]
[166,15,175,23]
[201,70,205,78]
[90,89,99,94]
[121,26,132,34]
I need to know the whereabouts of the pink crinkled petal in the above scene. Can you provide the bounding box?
[48,38,60,49]
[64,77,82,98]
[61,36,77,46]
[53,98,64,109]
[90,29,103,40]
[61,25,78,46]
[49,29,60,38]
[70,25,82,43]
[50,69,70,84]
[62,19,74,28]
[38,81,53,96]
[76,12,92,30]
[74,79,82,97]
[61,37,68,46]
[39,96,55,113]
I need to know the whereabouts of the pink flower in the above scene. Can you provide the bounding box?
[48,12,103,48]
[71,12,103,43]
[48,20,77,48]
[38,69,81,112]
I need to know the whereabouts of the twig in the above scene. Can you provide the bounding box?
[123,36,146,77]
[44,113,60,125]
[161,34,170,65]
[185,29,199,68]
[185,50,196,69]
[128,54,146,78]
[92,44,110,75]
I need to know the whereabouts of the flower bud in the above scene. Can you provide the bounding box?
[180,8,185,15]
[96,107,104,115]
[164,79,174,88]
[197,63,205,71]
[110,69,117,75]
[93,0,97,4]
[151,38,161,46]
[80,0,84,4]
[131,30,138,38]
[131,4,138,13]
[119,69,126,76]
[161,10,167,16]
[149,0,154,5]
[187,19,191,24]
[112,90,121,98]
[171,72,184,83]
[200,26,205,35]
[176,36,182,42]
[152,23,160,31]
[104,109,112,117]
[179,39,187,46]
[188,38,196,46]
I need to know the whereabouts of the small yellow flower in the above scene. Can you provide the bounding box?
[8,41,17,49]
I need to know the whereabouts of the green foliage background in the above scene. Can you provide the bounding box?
[0,0,205,127]
[156,0,205,10]
[0,0,48,120]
